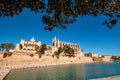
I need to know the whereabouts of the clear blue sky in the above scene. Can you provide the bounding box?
[0,9,120,56]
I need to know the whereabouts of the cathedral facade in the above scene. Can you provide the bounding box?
[52,36,80,49]
[45,36,83,57]
[15,36,83,57]
[16,37,41,51]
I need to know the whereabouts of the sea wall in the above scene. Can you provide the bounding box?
[0,54,93,80]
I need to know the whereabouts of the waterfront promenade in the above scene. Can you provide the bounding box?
[0,54,93,80]
[93,76,120,80]
[1,64,120,80]
[0,54,119,80]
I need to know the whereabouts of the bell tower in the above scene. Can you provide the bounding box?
[52,36,57,47]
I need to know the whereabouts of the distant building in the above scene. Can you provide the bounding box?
[102,55,112,62]
[102,55,111,58]
[16,37,41,51]
[85,52,101,58]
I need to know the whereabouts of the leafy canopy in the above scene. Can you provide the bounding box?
[1,43,14,51]
[63,46,75,57]
[35,44,47,54]
[0,0,119,30]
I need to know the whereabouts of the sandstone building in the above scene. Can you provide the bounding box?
[15,36,83,57]
[52,36,80,49]
[16,37,41,51]
[45,36,83,57]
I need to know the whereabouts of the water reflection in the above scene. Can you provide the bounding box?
[4,62,120,80]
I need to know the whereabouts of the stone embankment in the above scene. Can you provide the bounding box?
[0,54,93,80]
[0,53,114,80]
[0,68,10,80]
[92,76,120,80]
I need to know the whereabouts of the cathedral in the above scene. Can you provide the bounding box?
[15,36,83,57]
[48,36,83,56]
[52,36,80,49]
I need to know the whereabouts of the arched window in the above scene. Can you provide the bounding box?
[52,42,55,46]
[56,42,58,47]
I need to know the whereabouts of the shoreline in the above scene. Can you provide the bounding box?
[0,54,94,80]
[91,75,120,80]
[1,61,120,80]
[0,62,120,80]
[0,54,118,80]
[2,70,12,80]
[1,61,93,80]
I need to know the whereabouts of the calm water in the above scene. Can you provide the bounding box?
[4,62,120,80]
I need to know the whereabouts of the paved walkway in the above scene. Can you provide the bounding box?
[0,68,11,80]
[91,76,120,80]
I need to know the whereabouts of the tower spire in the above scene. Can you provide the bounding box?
[30,36,35,42]
[54,36,56,40]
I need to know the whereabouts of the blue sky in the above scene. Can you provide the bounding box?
[0,9,120,56]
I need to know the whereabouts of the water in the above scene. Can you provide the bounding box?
[4,62,120,80]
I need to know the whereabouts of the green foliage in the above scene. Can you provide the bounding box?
[63,46,75,57]
[54,51,60,59]
[7,52,13,57]
[111,56,120,61]
[36,51,42,58]
[47,46,52,50]
[3,53,8,58]
[30,54,34,57]
[2,52,13,58]
[54,47,63,54]
[35,44,47,54]
[0,0,45,17]
[40,44,47,54]
[58,47,63,54]
[35,45,40,51]
[52,55,54,58]
[38,53,42,58]
[1,43,14,51]
[0,0,119,30]
[54,51,60,55]
[54,46,75,57]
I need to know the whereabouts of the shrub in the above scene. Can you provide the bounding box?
[56,55,59,59]
[3,53,8,58]
[38,54,42,58]
[8,52,13,57]
[52,55,54,58]
[30,54,34,57]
